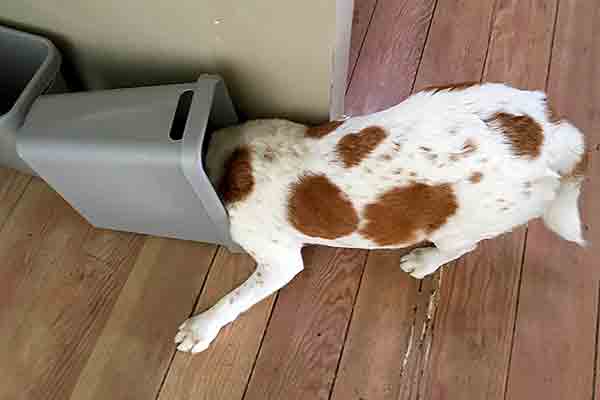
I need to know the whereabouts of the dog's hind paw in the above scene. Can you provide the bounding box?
[400,248,436,279]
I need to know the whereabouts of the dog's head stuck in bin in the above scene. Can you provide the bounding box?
[175,82,588,353]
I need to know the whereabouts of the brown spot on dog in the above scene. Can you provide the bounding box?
[469,172,483,183]
[423,81,479,94]
[409,171,417,177]
[219,146,254,205]
[288,174,359,239]
[306,120,344,139]
[485,112,543,158]
[393,141,403,151]
[393,168,404,175]
[360,183,458,246]
[336,126,387,168]
[379,153,393,161]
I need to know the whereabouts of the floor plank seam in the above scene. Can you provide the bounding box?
[414,268,443,399]
[345,0,379,97]
[418,307,436,400]
[38,196,60,239]
[325,250,371,400]
[544,0,561,91]
[0,175,33,234]
[499,3,560,392]
[401,303,419,381]
[502,228,529,400]
[187,246,221,318]
[240,291,282,400]
[153,245,221,400]
[480,0,499,80]
[500,2,561,394]
[153,340,181,400]
[406,306,421,400]
[592,282,600,400]
[64,233,144,400]
[409,0,438,94]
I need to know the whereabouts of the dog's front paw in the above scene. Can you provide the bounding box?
[174,312,222,354]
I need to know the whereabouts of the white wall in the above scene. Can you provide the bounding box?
[1,0,352,122]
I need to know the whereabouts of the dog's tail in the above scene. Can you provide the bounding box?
[542,120,587,246]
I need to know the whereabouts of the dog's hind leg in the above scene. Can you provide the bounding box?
[175,241,303,353]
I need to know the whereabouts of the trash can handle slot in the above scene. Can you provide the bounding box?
[169,89,194,141]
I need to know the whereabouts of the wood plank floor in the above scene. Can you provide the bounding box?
[0,0,598,398]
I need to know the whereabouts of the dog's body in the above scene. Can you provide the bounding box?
[175,82,587,353]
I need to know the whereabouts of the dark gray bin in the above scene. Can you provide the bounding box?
[18,75,241,251]
[0,24,62,173]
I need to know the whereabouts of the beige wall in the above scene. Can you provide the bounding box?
[1,1,352,123]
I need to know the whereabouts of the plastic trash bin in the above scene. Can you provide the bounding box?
[0,24,62,173]
[18,75,241,251]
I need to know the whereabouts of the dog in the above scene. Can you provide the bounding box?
[175,82,587,353]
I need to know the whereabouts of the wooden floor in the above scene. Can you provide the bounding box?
[1,0,598,398]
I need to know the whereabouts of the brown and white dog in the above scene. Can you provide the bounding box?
[175,82,587,353]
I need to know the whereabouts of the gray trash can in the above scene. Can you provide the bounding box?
[18,75,241,251]
[0,24,62,174]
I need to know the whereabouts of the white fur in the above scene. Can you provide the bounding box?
[543,180,586,246]
[176,83,587,353]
